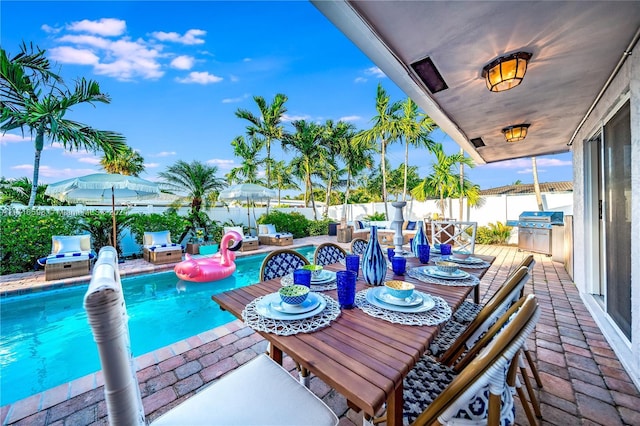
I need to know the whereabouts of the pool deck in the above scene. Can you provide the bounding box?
[1,237,640,425]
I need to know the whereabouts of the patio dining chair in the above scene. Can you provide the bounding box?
[374,294,540,426]
[84,246,338,426]
[350,238,368,255]
[428,266,542,423]
[314,242,347,266]
[431,220,478,253]
[259,249,310,281]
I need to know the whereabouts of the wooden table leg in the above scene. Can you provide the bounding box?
[269,343,283,365]
[386,382,404,426]
[474,285,480,304]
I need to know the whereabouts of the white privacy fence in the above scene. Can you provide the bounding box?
[5,192,573,256]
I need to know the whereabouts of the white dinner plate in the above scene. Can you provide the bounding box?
[374,288,424,307]
[414,266,470,280]
[366,287,435,313]
[311,270,336,284]
[255,292,326,320]
[447,256,484,265]
[280,270,336,286]
[271,294,321,314]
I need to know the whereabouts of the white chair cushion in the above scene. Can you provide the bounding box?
[144,231,171,246]
[259,224,278,235]
[46,253,91,264]
[53,235,91,254]
[151,354,338,426]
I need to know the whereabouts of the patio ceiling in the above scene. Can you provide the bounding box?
[312,1,640,164]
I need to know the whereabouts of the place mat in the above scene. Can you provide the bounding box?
[280,273,337,291]
[407,267,480,287]
[242,293,341,336]
[431,256,491,269]
[355,289,451,326]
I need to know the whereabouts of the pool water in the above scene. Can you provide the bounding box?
[0,246,315,406]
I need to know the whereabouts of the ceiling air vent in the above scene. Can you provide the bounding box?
[470,137,485,148]
[411,57,448,94]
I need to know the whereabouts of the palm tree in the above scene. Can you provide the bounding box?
[226,135,265,185]
[271,160,299,206]
[282,120,326,220]
[235,94,287,188]
[320,120,352,216]
[0,177,59,205]
[159,160,226,230]
[397,98,436,201]
[411,143,472,218]
[454,148,478,221]
[100,146,145,176]
[354,83,402,219]
[339,133,375,222]
[532,157,543,210]
[1,43,126,207]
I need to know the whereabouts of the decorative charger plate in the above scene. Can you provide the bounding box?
[254,292,326,320]
[280,270,337,289]
[446,256,484,264]
[366,287,435,313]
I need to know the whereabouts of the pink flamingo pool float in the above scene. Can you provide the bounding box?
[174,231,243,282]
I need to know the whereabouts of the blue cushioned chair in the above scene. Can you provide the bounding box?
[350,238,368,256]
[313,243,347,266]
[259,249,310,281]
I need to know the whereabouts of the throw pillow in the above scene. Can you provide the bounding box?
[55,236,82,254]
[266,224,277,234]
[148,231,170,245]
[259,224,270,235]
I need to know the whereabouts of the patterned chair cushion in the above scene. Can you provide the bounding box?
[428,319,467,358]
[261,252,308,281]
[351,239,368,255]
[404,356,515,425]
[315,245,346,266]
[453,300,483,324]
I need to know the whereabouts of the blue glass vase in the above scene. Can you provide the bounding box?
[362,226,387,286]
[411,221,429,257]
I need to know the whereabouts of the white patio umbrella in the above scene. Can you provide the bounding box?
[218,183,275,234]
[45,173,160,247]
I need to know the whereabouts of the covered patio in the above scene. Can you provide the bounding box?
[2,242,638,425]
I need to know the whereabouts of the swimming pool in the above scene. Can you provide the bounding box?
[0,246,315,406]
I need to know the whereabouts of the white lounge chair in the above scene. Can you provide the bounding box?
[38,235,94,280]
[142,230,182,264]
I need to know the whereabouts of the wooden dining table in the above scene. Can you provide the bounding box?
[212,253,495,426]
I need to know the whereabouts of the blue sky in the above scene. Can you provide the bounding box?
[1,1,572,191]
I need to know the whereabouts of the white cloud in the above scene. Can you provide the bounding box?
[338,115,361,122]
[151,29,206,45]
[222,94,249,103]
[354,77,367,83]
[57,34,111,49]
[229,74,239,82]
[49,46,100,65]
[365,66,385,78]
[11,165,97,179]
[207,159,234,170]
[282,113,311,122]
[170,55,195,70]
[243,58,252,62]
[176,71,223,84]
[150,151,176,157]
[144,162,160,168]
[67,18,126,37]
[41,24,61,34]
[44,142,64,150]
[78,157,101,165]
[536,158,572,167]
[0,133,31,145]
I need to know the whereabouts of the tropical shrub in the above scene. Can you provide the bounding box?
[474,221,513,245]
[128,211,191,245]
[0,207,81,274]
[307,217,332,236]
[365,212,386,221]
[257,210,310,238]
[79,210,135,255]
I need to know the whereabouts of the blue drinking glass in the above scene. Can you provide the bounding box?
[391,256,407,275]
[418,244,430,264]
[345,254,360,279]
[293,269,312,287]
[440,244,452,256]
[336,270,357,309]
[387,247,395,259]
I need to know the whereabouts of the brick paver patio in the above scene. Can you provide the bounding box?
[2,241,639,425]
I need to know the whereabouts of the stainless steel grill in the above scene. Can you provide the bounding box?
[508,211,564,255]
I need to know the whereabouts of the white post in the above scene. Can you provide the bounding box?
[391,201,406,254]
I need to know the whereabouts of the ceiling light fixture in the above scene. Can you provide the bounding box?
[502,124,530,142]
[482,52,532,92]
